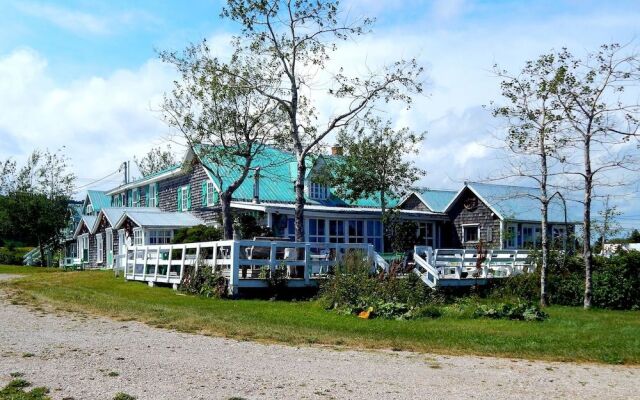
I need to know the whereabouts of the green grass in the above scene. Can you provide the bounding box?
[0,379,50,400]
[2,266,639,364]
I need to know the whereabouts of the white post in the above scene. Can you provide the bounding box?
[179,245,186,281]
[195,243,201,275]
[269,242,277,277]
[141,247,148,280]
[212,242,218,274]
[229,241,239,296]
[154,247,160,281]
[166,245,173,283]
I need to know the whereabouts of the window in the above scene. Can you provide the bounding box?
[328,220,345,243]
[180,186,189,211]
[133,228,144,246]
[463,225,479,243]
[505,224,517,248]
[308,219,326,243]
[417,222,435,247]
[287,218,296,241]
[148,230,173,245]
[309,182,329,200]
[120,193,126,207]
[347,220,365,243]
[96,233,103,263]
[207,182,217,206]
[86,204,94,215]
[366,220,383,252]
[133,188,139,207]
[149,184,156,207]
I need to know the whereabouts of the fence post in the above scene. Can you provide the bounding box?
[179,245,186,282]
[304,243,311,284]
[166,245,173,283]
[195,243,201,275]
[212,242,218,273]
[141,247,148,280]
[229,241,239,297]
[269,242,277,277]
[154,247,160,280]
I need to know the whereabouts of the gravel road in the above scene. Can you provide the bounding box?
[0,274,637,399]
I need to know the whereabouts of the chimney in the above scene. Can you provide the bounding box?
[331,146,343,156]
[252,167,261,204]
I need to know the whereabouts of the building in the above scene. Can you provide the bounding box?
[62,146,580,269]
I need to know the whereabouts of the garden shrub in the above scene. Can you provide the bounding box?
[491,250,640,310]
[0,247,29,265]
[473,302,548,321]
[180,263,227,298]
[319,252,443,320]
[172,225,222,244]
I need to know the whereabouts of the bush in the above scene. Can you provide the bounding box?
[233,214,272,239]
[473,302,548,321]
[172,225,222,244]
[319,252,442,320]
[180,263,227,298]
[491,250,640,310]
[0,247,29,265]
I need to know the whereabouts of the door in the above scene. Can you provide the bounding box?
[106,229,113,268]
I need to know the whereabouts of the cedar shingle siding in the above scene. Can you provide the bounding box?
[158,162,218,224]
[446,188,501,249]
[401,193,430,211]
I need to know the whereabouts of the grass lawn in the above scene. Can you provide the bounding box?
[1,266,639,365]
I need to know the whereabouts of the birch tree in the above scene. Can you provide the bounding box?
[554,43,640,309]
[160,42,283,240]
[491,53,567,307]
[220,0,424,241]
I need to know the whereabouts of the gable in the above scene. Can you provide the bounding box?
[399,193,431,211]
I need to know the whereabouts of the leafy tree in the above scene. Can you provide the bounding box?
[160,42,283,239]
[220,0,424,241]
[491,53,567,307]
[593,195,623,253]
[0,149,75,265]
[629,229,640,243]
[134,145,177,177]
[553,43,640,309]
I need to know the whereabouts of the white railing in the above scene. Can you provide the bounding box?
[412,246,534,287]
[124,240,387,295]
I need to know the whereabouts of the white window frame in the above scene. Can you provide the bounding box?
[505,224,517,249]
[462,224,479,244]
[148,229,173,245]
[309,182,328,200]
[86,204,93,215]
[133,228,144,246]
[181,186,189,211]
[96,233,103,263]
[207,182,216,206]
[105,228,113,266]
[347,220,365,244]
[148,184,156,207]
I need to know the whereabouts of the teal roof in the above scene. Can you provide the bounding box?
[417,189,457,212]
[196,145,395,209]
[86,190,111,213]
[465,182,582,224]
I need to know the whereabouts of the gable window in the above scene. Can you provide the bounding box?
[86,204,94,215]
[207,182,217,206]
[96,233,103,263]
[309,182,329,200]
[181,186,189,211]
[133,228,144,246]
[462,224,479,243]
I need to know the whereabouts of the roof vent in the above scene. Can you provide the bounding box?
[252,167,261,204]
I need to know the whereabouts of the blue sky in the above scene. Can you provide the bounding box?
[1,0,639,232]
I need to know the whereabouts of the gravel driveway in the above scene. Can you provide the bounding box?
[0,274,637,399]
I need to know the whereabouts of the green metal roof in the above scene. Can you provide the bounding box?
[417,189,458,212]
[86,190,111,213]
[464,182,582,224]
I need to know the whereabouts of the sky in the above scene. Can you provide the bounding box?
[1,0,639,233]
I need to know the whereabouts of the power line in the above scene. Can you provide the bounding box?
[73,169,121,192]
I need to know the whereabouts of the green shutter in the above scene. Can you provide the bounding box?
[155,183,160,207]
[202,182,208,206]
[177,188,182,211]
[213,188,219,205]
[128,190,133,207]
[186,185,192,210]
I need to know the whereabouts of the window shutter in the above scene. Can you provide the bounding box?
[155,183,160,207]
[202,182,208,206]
[177,188,182,211]
[186,185,192,210]
[128,190,133,207]
[213,188,219,205]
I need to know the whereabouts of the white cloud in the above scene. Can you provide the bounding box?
[0,48,177,195]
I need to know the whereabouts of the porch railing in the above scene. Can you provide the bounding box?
[124,240,388,295]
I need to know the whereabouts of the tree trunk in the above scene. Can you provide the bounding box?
[583,139,593,309]
[540,200,549,307]
[38,238,46,267]
[220,192,234,240]
[294,157,306,242]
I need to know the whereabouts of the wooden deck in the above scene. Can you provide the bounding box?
[123,240,389,295]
